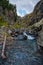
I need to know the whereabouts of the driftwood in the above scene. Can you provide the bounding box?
[1,34,7,59]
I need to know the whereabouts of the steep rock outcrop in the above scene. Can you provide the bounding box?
[22,0,43,26]
[29,0,43,25]
[37,25,43,48]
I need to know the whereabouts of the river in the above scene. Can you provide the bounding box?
[0,39,43,65]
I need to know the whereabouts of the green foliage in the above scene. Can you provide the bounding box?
[0,0,9,9]
[8,4,14,10]
[0,17,8,27]
[13,5,17,21]
[0,0,16,11]
[0,0,17,22]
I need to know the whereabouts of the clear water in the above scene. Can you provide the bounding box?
[0,39,43,65]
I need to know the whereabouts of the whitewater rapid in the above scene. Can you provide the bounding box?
[23,32,35,40]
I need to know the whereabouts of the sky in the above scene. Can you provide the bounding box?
[9,0,40,17]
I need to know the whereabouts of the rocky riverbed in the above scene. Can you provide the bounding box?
[0,39,43,65]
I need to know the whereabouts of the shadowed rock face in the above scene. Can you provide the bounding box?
[37,25,43,47]
[30,0,43,25]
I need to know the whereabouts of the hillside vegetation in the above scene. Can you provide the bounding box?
[0,0,17,27]
[0,0,43,30]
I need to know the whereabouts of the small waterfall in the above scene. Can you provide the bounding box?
[23,32,35,40]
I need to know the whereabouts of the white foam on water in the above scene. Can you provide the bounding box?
[23,32,35,40]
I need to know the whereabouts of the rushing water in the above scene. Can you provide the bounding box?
[0,39,43,65]
[23,32,35,40]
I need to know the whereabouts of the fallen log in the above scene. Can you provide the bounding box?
[1,34,7,59]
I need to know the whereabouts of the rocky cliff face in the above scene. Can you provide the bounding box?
[33,0,43,48]
[37,24,43,49]
[22,0,43,26]
[29,0,43,25]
